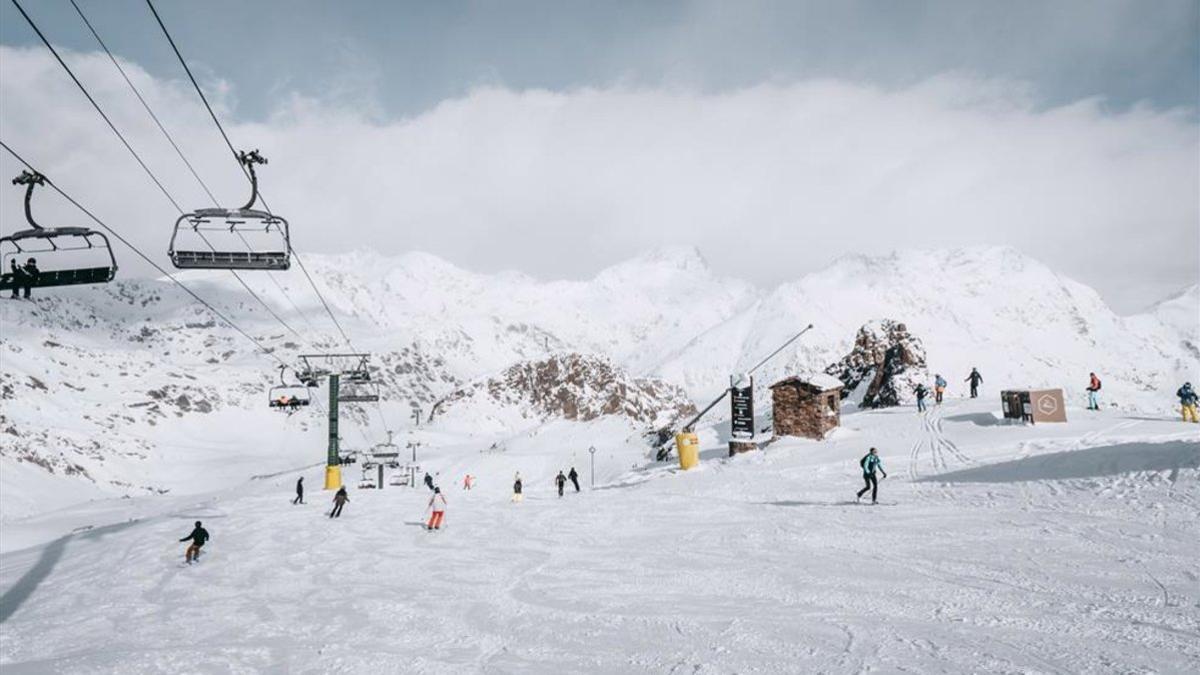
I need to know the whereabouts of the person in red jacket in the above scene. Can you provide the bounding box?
[427,487,447,530]
[1086,372,1102,410]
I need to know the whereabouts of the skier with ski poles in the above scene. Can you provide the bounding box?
[1086,372,1102,410]
[426,487,447,530]
[179,521,210,564]
[555,471,567,497]
[568,466,580,492]
[915,383,929,413]
[965,368,983,398]
[1177,382,1199,423]
[292,476,304,505]
[856,448,887,504]
[330,486,349,518]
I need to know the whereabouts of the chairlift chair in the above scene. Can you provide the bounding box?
[0,171,117,292]
[338,380,381,403]
[169,150,290,270]
[268,366,311,411]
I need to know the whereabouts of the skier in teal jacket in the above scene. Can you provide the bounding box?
[856,448,887,504]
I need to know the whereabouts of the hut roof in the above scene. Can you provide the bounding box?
[770,374,845,392]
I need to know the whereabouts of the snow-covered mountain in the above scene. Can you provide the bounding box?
[1,245,1195,519]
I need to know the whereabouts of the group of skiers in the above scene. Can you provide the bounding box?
[914,368,982,412]
[6,258,39,299]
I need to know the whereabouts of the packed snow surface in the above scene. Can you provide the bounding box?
[1,400,1197,673]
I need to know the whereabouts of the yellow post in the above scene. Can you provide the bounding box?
[324,464,342,490]
[675,432,700,470]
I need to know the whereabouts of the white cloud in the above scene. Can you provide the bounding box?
[1,45,1195,311]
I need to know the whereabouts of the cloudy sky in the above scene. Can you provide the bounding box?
[0,0,1196,312]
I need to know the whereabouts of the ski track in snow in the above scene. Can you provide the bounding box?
[0,401,1198,673]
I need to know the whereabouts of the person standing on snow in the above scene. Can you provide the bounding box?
[512,472,524,503]
[856,448,887,504]
[965,368,983,398]
[423,472,435,492]
[934,374,947,404]
[427,487,447,530]
[555,471,567,497]
[330,486,349,518]
[914,383,929,413]
[568,467,580,492]
[1086,372,1102,410]
[462,474,474,490]
[292,476,304,505]
[1176,382,1198,423]
[179,520,210,564]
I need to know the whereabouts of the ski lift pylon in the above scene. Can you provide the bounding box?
[169,150,290,271]
[0,170,117,292]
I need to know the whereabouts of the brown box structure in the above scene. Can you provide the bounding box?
[770,376,843,440]
[1001,388,1067,424]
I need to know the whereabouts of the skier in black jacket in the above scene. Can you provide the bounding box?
[424,472,435,492]
[555,471,567,497]
[567,467,580,492]
[179,521,210,563]
[292,476,304,505]
[330,486,349,518]
[965,368,983,398]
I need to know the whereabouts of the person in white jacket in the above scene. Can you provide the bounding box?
[427,487,447,530]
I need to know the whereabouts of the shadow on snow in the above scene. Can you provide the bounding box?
[918,441,1199,484]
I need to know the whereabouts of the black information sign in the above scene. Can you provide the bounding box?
[730,378,754,438]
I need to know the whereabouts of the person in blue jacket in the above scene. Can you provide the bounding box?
[934,374,947,404]
[856,448,887,504]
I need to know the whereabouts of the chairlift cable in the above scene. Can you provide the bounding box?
[10,0,185,214]
[0,140,288,368]
[68,0,220,206]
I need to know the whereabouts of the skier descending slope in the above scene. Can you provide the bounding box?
[330,486,349,518]
[1087,372,1103,410]
[856,448,887,504]
[1178,382,1199,423]
[568,467,580,492]
[427,487,447,530]
[934,374,947,404]
[178,521,209,564]
[424,472,435,492]
[292,477,304,505]
[555,471,567,497]
[965,368,983,398]
[512,473,524,503]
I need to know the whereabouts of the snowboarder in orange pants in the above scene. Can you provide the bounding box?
[427,487,447,530]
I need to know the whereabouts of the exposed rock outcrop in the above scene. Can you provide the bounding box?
[432,353,698,428]
[825,320,928,408]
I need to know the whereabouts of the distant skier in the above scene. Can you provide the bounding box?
[512,472,524,503]
[855,448,887,504]
[179,520,210,564]
[914,383,929,413]
[424,472,435,492]
[462,474,474,490]
[555,471,567,497]
[426,487,447,530]
[568,466,580,492]
[1086,372,1102,410]
[965,368,983,398]
[934,374,947,404]
[1177,382,1199,423]
[292,476,304,505]
[330,486,349,518]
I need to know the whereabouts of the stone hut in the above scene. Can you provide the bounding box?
[770,374,844,440]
